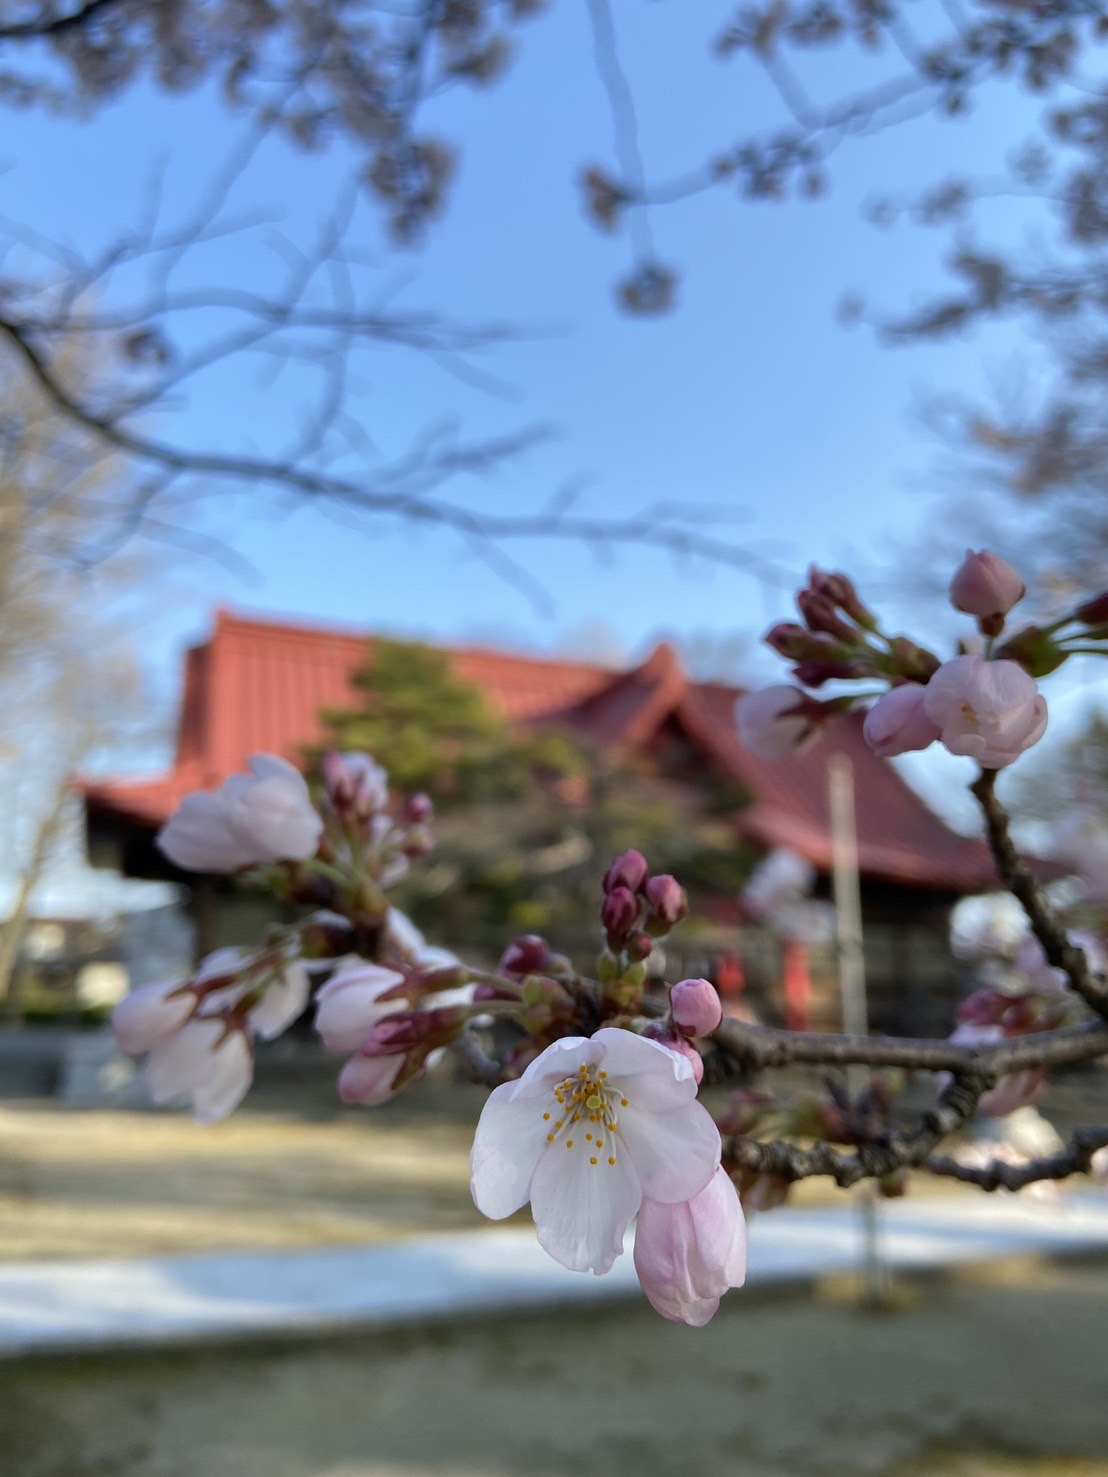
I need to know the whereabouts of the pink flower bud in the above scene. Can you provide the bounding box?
[949,550,1026,621]
[602,849,649,894]
[735,686,826,762]
[807,567,876,629]
[498,934,554,978]
[671,978,723,1036]
[765,625,850,663]
[1075,590,1108,626]
[796,589,858,644]
[602,885,639,942]
[642,1021,705,1084]
[644,874,687,928]
[322,752,390,819]
[338,1052,405,1105]
[403,793,434,825]
[112,979,197,1055]
[314,963,406,1053]
[922,655,1047,769]
[792,657,876,688]
[624,930,654,963]
[360,1005,465,1056]
[863,684,941,758]
[634,1167,747,1326]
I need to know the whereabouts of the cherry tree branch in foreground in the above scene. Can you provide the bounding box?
[971,767,1108,1017]
[927,1126,1108,1192]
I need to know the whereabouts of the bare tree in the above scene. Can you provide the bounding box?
[0,345,159,1008]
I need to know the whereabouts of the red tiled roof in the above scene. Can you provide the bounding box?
[82,609,999,894]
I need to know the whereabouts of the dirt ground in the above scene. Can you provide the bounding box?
[0,1065,924,1262]
[5,1259,1108,1477]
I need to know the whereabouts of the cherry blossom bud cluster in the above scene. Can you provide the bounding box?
[746,552,1056,772]
[599,850,688,957]
[320,751,435,887]
[315,947,477,1106]
[111,944,310,1123]
[862,655,1047,768]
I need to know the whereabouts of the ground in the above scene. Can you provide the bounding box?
[4,1057,1108,1475]
[4,1259,1108,1476]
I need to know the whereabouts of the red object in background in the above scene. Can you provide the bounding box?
[715,951,745,1000]
[783,940,812,1033]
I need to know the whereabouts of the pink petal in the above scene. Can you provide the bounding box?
[634,1167,747,1326]
[337,1053,405,1105]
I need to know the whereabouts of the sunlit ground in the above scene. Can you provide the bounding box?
[3,1063,1103,1261]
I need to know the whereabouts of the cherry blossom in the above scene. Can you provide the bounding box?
[634,1166,747,1326]
[112,946,310,1122]
[158,754,323,872]
[470,1028,721,1275]
[863,684,940,758]
[735,686,824,761]
[111,978,197,1056]
[922,657,1047,769]
[949,550,1026,621]
[144,1018,254,1125]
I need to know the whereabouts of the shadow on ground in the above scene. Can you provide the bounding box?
[5,1260,1108,1477]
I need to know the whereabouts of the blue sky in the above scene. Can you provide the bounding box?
[4,1,1105,830]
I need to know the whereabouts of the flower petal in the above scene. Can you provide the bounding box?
[249,960,311,1040]
[470,1081,553,1220]
[157,794,256,873]
[618,1098,721,1203]
[191,1032,254,1124]
[338,1053,405,1105]
[530,1134,642,1274]
[634,1167,747,1326]
[587,1027,699,1108]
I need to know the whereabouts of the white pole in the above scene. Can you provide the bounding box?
[828,753,887,1305]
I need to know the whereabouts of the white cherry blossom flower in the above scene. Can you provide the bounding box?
[144,1019,253,1125]
[471,1029,721,1276]
[112,978,197,1055]
[158,754,323,872]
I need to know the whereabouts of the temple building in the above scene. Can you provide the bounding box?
[82,610,1001,1035]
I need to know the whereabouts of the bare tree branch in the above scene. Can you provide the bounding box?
[927,1126,1108,1190]
[971,767,1108,1017]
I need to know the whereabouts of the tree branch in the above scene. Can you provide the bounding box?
[709,1016,1108,1078]
[927,1125,1108,1192]
[725,1071,987,1188]
[971,767,1108,1017]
